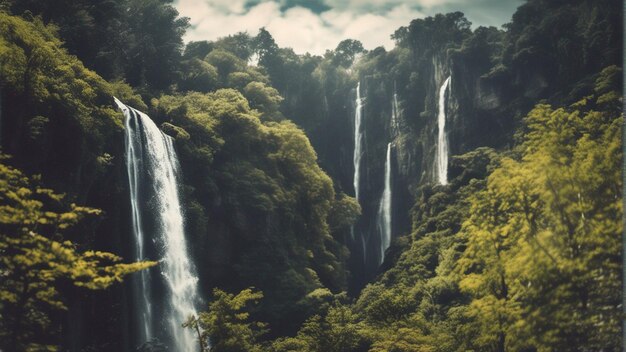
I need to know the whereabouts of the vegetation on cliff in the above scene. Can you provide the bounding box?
[191,67,621,352]
[0,0,622,350]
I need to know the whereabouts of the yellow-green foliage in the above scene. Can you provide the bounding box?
[0,157,156,351]
[154,89,352,334]
[109,80,148,111]
[269,293,362,352]
[0,12,132,198]
[277,68,622,352]
[458,77,622,350]
[243,81,283,120]
[155,89,335,240]
[0,12,121,130]
[327,193,361,233]
[185,288,267,352]
[179,58,219,93]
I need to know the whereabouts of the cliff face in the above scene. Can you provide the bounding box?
[301,56,488,290]
[343,54,458,289]
[297,1,622,290]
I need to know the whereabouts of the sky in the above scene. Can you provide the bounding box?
[175,0,524,55]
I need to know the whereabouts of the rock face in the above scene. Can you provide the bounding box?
[307,51,489,290]
[308,2,621,289]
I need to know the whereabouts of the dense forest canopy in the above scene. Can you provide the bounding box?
[0,0,622,351]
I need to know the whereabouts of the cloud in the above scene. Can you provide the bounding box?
[175,0,521,55]
[179,1,278,41]
[262,4,425,54]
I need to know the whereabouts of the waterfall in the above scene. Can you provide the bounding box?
[353,82,364,201]
[376,143,392,264]
[436,76,451,185]
[391,82,400,135]
[115,98,200,351]
[117,98,153,344]
[352,82,368,262]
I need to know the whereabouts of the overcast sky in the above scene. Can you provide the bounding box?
[175,0,524,55]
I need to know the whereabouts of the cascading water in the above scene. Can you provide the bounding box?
[391,83,400,134]
[436,76,451,185]
[352,82,366,260]
[376,143,392,264]
[115,98,200,351]
[117,97,153,344]
[353,82,364,201]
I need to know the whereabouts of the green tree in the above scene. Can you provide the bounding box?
[183,40,214,60]
[178,58,219,92]
[0,156,155,351]
[185,288,267,352]
[204,49,248,87]
[271,295,363,352]
[214,32,252,61]
[0,11,125,193]
[368,316,435,352]
[298,304,362,352]
[393,12,471,53]
[9,0,190,92]
[154,89,347,337]
[327,193,361,233]
[123,0,189,91]
[252,27,279,67]
[457,75,622,350]
[332,39,364,68]
[243,81,283,120]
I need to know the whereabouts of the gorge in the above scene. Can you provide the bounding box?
[0,0,622,351]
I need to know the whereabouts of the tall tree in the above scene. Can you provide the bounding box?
[123,0,189,91]
[457,67,622,351]
[332,39,364,68]
[8,0,189,92]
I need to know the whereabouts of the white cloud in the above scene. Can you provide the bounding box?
[266,7,334,54]
[331,5,420,50]
[178,1,277,40]
[176,0,425,55]
[175,0,521,54]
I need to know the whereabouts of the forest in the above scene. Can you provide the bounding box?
[0,0,622,351]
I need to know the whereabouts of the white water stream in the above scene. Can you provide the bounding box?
[115,98,200,351]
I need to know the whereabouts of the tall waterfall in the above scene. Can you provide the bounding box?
[117,98,153,343]
[391,83,400,134]
[376,143,392,264]
[353,82,364,201]
[115,98,200,352]
[352,82,367,260]
[436,76,451,185]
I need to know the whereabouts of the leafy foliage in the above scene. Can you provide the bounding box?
[7,0,189,92]
[185,288,267,352]
[458,71,622,351]
[332,39,365,68]
[0,11,128,198]
[0,0,622,350]
[0,157,155,351]
[258,68,622,351]
[152,89,353,336]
